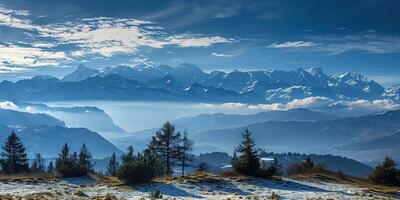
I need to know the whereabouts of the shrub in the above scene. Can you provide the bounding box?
[287,162,327,176]
[117,152,163,184]
[196,162,209,172]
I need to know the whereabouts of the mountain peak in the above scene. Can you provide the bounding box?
[178,63,203,73]
[307,67,324,76]
[62,64,98,82]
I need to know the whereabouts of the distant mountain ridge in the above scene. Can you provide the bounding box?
[190,109,400,163]
[0,63,398,103]
[0,107,122,158]
[174,108,337,134]
[0,108,65,127]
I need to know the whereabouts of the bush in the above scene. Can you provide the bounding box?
[287,162,327,176]
[117,152,163,184]
[196,162,209,172]
[369,157,400,186]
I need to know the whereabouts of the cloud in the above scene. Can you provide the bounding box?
[0,44,68,69]
[0,45,68,68]
[215,96,400,116]
[0,101,19,110]
[0,5,233,72]
[268,41,319,48]
[167,35,232,48]
[269,33,400,55]
[211,52,234,57]
[312,34,400,55]
[0,7,35,30]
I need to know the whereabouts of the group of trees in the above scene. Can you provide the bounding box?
[55,143,93,178]
[107,122,194,183]
[0,131,93,178]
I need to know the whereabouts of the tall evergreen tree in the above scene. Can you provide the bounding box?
[121,145,134,165]
[31,153,45,173]
[148,122,182,175]
[47,161,55,174]
[0,131,29,173]
[232,129,260,176]
[55,143,76,177]
[179,131,193,176]
[55,143,71,173]
[78,144,93,174]
[107,153,119,176]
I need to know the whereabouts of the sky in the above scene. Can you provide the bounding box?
[0,0,399,86]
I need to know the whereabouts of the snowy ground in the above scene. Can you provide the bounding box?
[0,176,399,199]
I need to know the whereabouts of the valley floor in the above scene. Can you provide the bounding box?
[0,173,399,200]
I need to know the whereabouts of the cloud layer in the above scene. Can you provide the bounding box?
[217,96,400,116]
[268,33,400,55]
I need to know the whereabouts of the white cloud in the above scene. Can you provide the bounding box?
[268,41,319,48]
[211,52,234,57]
[0,101,19,110]
[217,96,400,116]
[0,45,68,68]
[0,8,35,30]
[167,35,232,47]
[0,65,27,73]
[0,5,233,72]
[269,34,400,55]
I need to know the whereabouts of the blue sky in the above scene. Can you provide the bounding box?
[0,0,399,86]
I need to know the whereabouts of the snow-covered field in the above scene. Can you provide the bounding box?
[0,176,398,199]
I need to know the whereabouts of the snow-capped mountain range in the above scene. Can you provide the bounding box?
[0,63,398,103]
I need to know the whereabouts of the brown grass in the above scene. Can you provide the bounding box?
[290,171,400,197]
[0,172,58,183]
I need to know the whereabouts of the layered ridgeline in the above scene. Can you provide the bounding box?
[114,109,400,166]
[0,64,399,103]
[190,110,400,164]
[0,107,122,158]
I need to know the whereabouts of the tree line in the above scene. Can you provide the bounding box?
[1,124,399,186]
[0,131,93,176]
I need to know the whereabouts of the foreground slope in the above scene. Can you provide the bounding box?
[0,172,398,199]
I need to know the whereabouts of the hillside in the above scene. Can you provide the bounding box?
[0,108,65,127]
[0,125,122,158]
[0,172,398,199]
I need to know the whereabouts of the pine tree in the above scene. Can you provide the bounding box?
[71,152,79,172]
[121,145,134,165]
[179,131,193,176]
[31,153,45,173]
[55,143,71,173]
[0,131,29,173]
[55,143,76,177]
[107,153,119,176]
[47,161,55,174]
[148,122,182,175]
[78,143,93,174]
[232,129,260,176]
